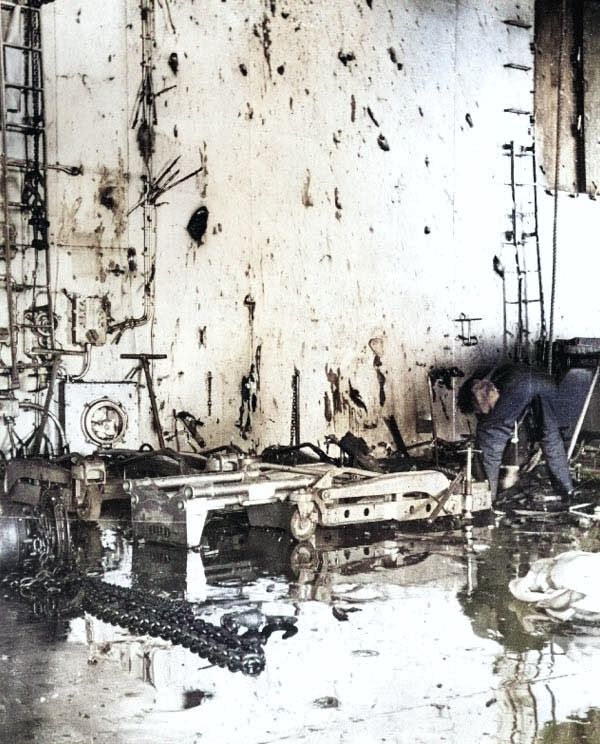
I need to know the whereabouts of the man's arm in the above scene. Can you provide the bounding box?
[477,417,513,498]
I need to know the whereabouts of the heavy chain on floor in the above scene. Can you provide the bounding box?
[1,564,297,677]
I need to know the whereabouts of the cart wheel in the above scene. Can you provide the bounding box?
[77,483,103,522]
[290,505,319,541]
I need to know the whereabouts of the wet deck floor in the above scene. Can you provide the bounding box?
[2,506,600,744]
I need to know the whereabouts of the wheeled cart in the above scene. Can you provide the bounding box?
[127,453,491,547]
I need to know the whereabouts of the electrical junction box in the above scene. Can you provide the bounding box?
[72,296,108,346]
[58,380,139,455]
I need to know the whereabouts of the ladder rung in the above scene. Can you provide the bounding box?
[5,84,44,94]
[500,268,542,276]
[0,244,29,251]
[504,108,532,115]
[502,146,534,156]
[2,122,44,134]
[5,157,46,169]
[503,244,539,250]
[2,42,42,54]
[504,63,532,71]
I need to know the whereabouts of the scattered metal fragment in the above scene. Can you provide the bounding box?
[168,52,178,74]
[176,410,205,449]
[338,50,356,66]
[366,106,379,127]
[334,187,342,210]
[220,608,297,639]
[187,206,209,244]
[313,696,340,709]
[465,112,474,127]
[130,156,204,215]
[388,46,403,70]
[377,133,390,151]
[332,605,350,621]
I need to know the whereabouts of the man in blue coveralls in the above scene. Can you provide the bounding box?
[457,363,577,504]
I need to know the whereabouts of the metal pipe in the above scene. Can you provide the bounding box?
[567,363,600,461]
[30,352,60,454]
[20,399,66,452]
[123,469,250,492]
[120,353,166,448]
[182,474,317,501]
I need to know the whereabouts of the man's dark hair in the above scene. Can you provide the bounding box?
[457,375,478,415]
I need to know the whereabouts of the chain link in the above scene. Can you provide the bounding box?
[2,566,297,676]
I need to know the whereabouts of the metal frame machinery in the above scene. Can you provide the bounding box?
[127,458,492,547]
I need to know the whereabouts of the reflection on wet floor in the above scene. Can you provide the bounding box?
[4,506,600,743]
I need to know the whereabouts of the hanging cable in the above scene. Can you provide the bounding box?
[548,0,567,373]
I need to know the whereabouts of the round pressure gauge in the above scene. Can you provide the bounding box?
[81,397,128,447]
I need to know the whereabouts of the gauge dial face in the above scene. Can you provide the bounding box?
[81,398,128,446]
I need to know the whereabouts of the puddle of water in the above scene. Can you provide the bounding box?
[4,507,600,743]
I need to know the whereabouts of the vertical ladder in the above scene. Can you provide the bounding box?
[502,142,546,364]
[500,16,546,364]
[0,0,54,393]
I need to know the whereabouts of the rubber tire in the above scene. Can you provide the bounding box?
[290,505,319,541]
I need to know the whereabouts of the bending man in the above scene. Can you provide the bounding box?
[457,363,574,502]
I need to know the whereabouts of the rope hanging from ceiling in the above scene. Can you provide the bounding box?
[547,0,567,373]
